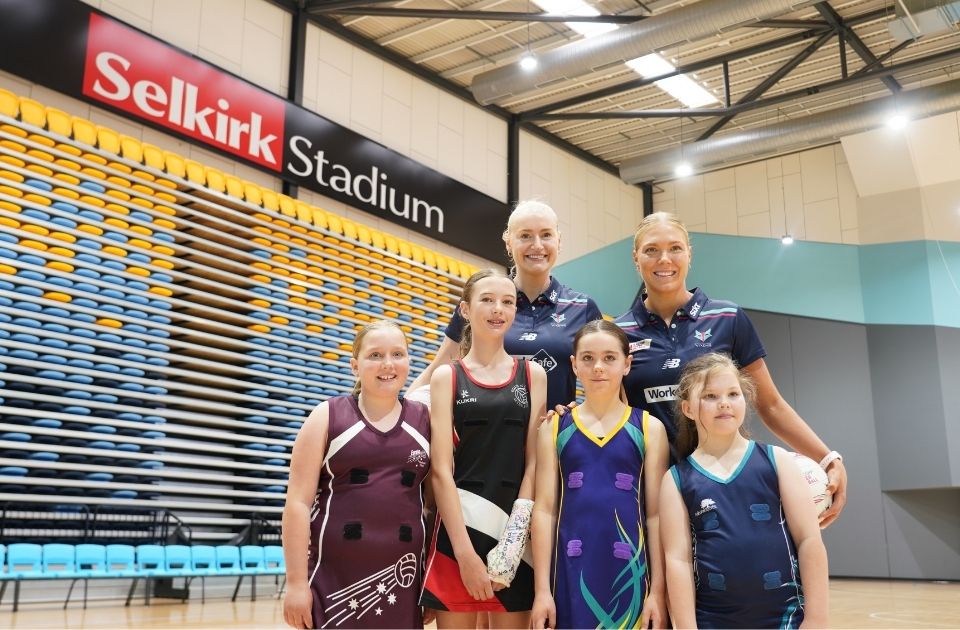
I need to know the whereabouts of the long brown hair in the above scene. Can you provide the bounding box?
[458,269,515,356]
[673,353,756,458]
[351,320,408,395]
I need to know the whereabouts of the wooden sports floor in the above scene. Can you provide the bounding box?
[0,578,956,628]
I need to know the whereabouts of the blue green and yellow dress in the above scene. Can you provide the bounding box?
[552,406,651,629]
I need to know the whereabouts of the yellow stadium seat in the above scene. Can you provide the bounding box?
[164,151,186,178]
[45,107,72,137]
[119,135,144,163]
[97,126,121,155]
[410,245,425,264]
[244,182,263,206]
[204,167,226,193]
[356,225,372,245]
[423,249,437,268]
[261,188,279,211]
[384,235,400,255]
[310,208,328,229]
[342,220,358,241]
[295,201,313,224]
[18,97,45,128]
[143,143,165,170]
[278,194,296,218]
[71,117,98,148]
[459,262,473,279]
[326,213,343,235]
[224,174,244,199]
[0,217,19,228]
[0,89,17,118]
[184,159,205,185]
[370,230,386,251]
[0,263,16,274]
[398,241,412,260]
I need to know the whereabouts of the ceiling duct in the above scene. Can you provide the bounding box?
[619,76,960,183]
[469,0,818,106]
[888,0,960,41]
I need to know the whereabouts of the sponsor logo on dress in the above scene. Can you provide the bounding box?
[519,332,538,341]
[549,313,567,327]
[695,498,717,517]
[530,349,558,372]
[406,449,428,468]
[456,389,477,405]
[644,384,677,403]
[662,358,681,369]
[549,290,558,302]
[629,339,652,352]
[689,302,702,317]
[512,384,529,407]
[693,328,713,347]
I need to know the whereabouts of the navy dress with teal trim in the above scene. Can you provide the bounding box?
[552,406,651,629]
[670,441,804,629]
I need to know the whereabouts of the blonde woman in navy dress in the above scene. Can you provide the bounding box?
[660,353,828,628]
[531,320,669,629]
[421,270,547,628]
[282,320,431,629]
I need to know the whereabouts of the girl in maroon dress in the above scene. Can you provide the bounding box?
[282,320,431,629]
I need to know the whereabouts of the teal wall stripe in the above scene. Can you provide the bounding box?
[554,233,960,328]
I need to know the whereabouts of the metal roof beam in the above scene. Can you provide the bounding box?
[815,2,902,93]
[518,6,888,118]
[524,37,944,123]
[327,8,645,23]
[696,27,836,140]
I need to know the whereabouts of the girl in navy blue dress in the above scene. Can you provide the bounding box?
[660,353,828,629]
[530,320,669,629]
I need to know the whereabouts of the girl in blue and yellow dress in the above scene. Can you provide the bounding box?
[530,320,669,629]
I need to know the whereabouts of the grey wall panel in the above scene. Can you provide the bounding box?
[882,490,960,580]
[746,310,890,577]
[787,317,890,577]
[935,327,960,486]
[867,326,951,490]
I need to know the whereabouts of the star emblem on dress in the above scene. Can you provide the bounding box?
[348,598,359,610]
[387,593,397,605]
[375,608,383,616]
[376,581,387,593]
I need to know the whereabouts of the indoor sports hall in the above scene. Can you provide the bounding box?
[0,0,957,628]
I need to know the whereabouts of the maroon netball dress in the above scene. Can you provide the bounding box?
[307,395,431,629]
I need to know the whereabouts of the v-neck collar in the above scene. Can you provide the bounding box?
[572,405,631,448]
[688,440,755,484]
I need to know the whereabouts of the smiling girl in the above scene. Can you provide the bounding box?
[420,269,547,629]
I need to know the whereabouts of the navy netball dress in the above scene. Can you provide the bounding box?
[670,441,804,629]
[552,407,651,629]
[421,359,535,613]
[307,395,431,629]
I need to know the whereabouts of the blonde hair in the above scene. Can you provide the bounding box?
[673,353,756,458]
[458,269,515,356]
[351,320,408,395]
[502,200,560,265]
[632,211,691,253]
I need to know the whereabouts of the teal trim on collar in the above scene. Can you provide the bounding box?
[688,440,756,485]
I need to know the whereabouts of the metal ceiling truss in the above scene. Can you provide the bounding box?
[517,4,926,136]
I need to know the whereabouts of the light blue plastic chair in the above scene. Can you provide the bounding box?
[186,545,217,603]
[66,544,106,609]
[42,543,76,578]
[125,544,166,606]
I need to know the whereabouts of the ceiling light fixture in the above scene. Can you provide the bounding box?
[674,161,693,178]
[520,51,539,70]
[781,234,794,245]
[887,112,909,130]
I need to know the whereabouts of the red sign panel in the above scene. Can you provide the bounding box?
[82,13,284,172]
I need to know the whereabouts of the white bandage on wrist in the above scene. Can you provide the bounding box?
[819,450,842,471]
[486,498,533,587]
